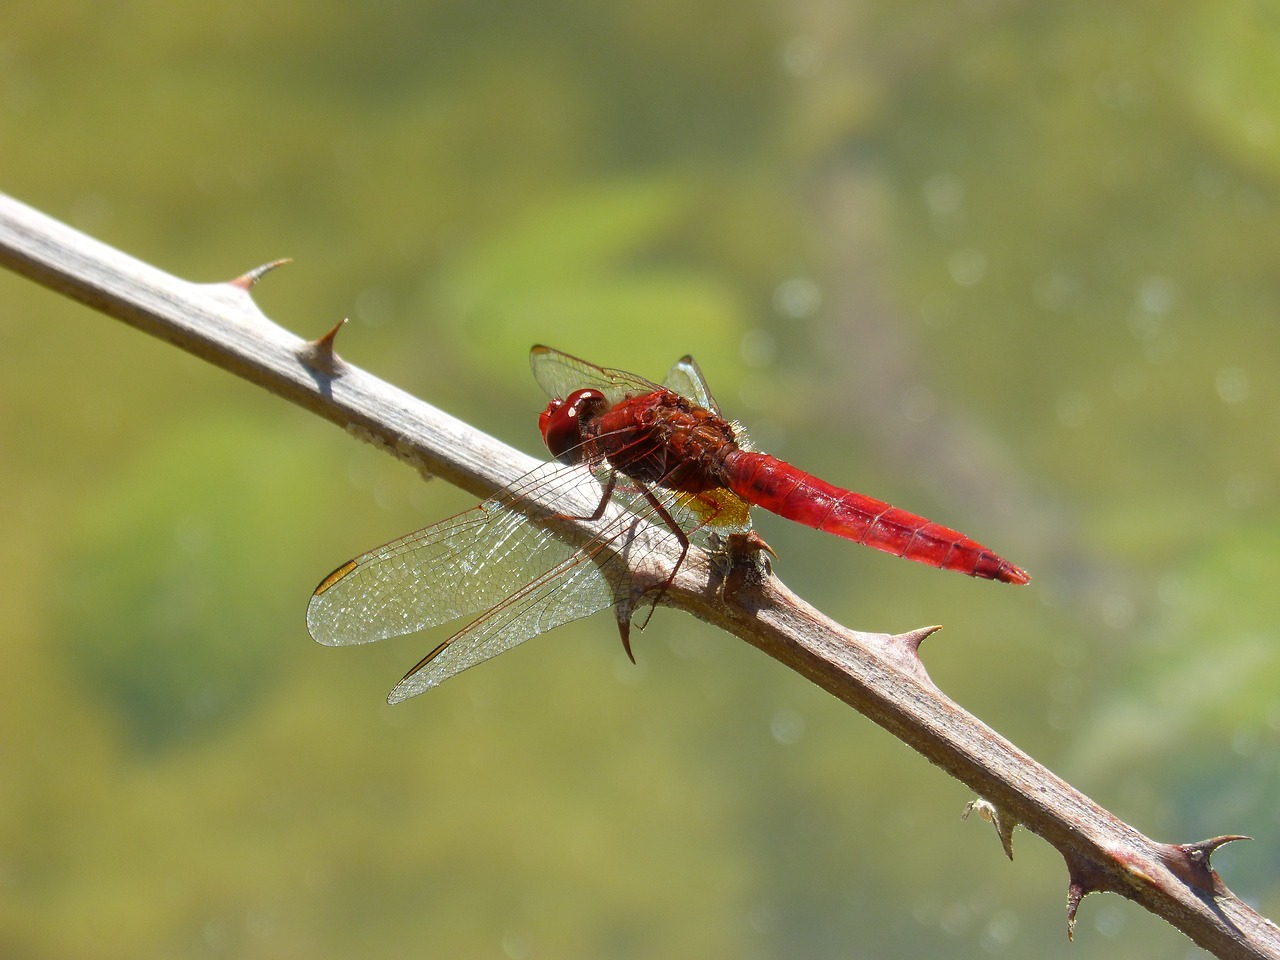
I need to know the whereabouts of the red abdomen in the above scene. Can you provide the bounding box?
[720,451,1029,584]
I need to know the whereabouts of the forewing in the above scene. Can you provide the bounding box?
[530,344,660,404]
[531,344,729,417]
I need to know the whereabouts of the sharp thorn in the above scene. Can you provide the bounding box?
[615,601,637,664]
[1184,834,1252,861]
[897,624,943,656]
[1066,881,1085,941]
[229,257,292,290]
[1063,854,1110,941]
[962,798,1017,860]
[734,529,776,560]
[878,625,942,685]
[1156,834,1250,896]
[303,318,348,374]
[312,316,347,352]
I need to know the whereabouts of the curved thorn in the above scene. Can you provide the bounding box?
[616,605,637,664]
[303,318,348,374]
[312,316,347,353]
[229,257,292,290]
[1157,834,1251,896]
[733,529,776,560]
[879,625,942,685]
[1184,834,1252,861]
[962,798,1017,860]
[1066,881,1085,941]
[896,624,943,656]
[1064,853,1109,941]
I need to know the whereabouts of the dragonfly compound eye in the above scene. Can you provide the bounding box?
[540,389,605,462]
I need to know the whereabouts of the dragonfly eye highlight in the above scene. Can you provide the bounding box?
[540,389,605,462]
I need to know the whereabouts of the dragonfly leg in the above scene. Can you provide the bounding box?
[550,469,618,523]
[547,467,650,660]
[630,481,690,636]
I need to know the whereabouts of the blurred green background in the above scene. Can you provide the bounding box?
[3,1,1279,957]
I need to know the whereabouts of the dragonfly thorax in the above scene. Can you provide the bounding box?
[591,389,741,492]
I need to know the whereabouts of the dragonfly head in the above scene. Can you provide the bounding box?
[540,388,606,463]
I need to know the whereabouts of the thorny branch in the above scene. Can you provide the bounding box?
[1,191,1275,959]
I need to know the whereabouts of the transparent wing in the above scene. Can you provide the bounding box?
[386,519,639,702]
[663,352,758,452]
[529,344,662,405]
[662,354,719,413]
[307,460,613,647]
[530,344,722,413]
[307,458,682,700]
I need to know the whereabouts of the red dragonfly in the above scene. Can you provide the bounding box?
[308,346,1028,702]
